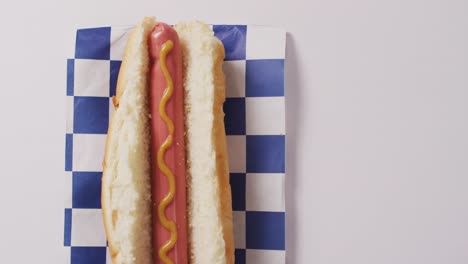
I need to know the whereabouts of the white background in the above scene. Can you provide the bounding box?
[0,0,467,263]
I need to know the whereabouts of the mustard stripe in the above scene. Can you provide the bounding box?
[157,40,177,264]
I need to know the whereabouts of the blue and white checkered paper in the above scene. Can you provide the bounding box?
[64,24,286,264]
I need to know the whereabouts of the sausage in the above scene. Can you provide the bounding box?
[148,22,187,264]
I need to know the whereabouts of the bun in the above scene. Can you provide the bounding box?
[175,21,234,264]
[102,17,156,264]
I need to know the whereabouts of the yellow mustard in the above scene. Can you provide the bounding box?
[157,40,177,264]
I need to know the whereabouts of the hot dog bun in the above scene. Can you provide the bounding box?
[102,17,156,264]
[175,22,234,264]
[102,18,234,264]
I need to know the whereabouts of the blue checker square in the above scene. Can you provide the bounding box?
[71,247,106,264]
[110,60,122,96]
[65,134,73,171]
[246,212,285,250]
[75,27,111,60]
[247,135,285,173]
[213,25,246,60]
[67,59,74,96]
[73,172,102,208]
[224,98,246,135]
[235,249,246,264]
[64,208,72,246]
[230,173,246,211]
[73,96,109,134]
[246,59,284,97]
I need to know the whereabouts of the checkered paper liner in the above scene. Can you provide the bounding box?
[64,24,286,264]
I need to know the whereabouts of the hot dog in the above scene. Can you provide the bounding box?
[148,23,187,264]
[101,17,234,264]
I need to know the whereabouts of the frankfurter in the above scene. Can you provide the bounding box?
[101,17,234,264]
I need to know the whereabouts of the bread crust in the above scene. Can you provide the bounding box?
[101,27,136,264]
[176,22,235,264]
[102,17,155,264]
[212,41,235,264]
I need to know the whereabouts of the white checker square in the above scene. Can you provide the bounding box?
[246,97,285,135]
[246,249,286,264]
[226,135,246,173]
[72,134,107,171]
[64,171,72,208]
[106,247,112,264]
[247,173,285,212]
[74,59,110,97]
[66,96,73,134]
[233,211,246,248]
[224,60,246,98]
[64,245,70,262]
[71,209,107,246]
[110,26,132,60]
[246,26,286,59]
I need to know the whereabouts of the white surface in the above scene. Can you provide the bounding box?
[246,173,285,211]
[224,61,246,98]
[247,249,286,264]
[246,26,286,59]
[110,26,133,60]
[233,211,246,249]
[71,209,107,246]
[0,0,467,263]
[74,59,111,97]
[246,97,286,135]
[73,134,107,172]
[66,96,74,133]
[64,171,72,208]
[227,136,247,173]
